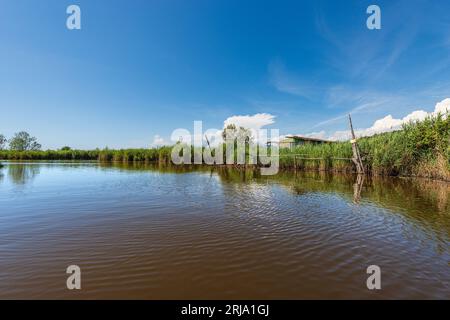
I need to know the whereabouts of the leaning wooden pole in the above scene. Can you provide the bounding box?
[348,114,365,174]
[205,134,212,153]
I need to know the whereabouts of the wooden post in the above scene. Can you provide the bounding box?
[205,134,212,153]
[348,114,365,174]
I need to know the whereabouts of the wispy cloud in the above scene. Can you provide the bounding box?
[315,1,421,81]
[266,2,450,138]
[268,60,317,99]
[312,86,396,128]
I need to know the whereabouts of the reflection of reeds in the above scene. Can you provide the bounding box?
[94,162,450,217]
[214,167,450,214]
[96,162,450,251]
[0,113,448,179]
[260,170,450,237]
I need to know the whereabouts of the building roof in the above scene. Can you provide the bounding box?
[267,135,333,145]
[283,135,332,143]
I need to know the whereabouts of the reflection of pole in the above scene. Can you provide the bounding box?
[348,114,365,174]
[353,174,365,203]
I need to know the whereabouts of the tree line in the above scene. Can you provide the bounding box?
[0,131,41,151]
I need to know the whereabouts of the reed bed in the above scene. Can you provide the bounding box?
[0,114,448,179]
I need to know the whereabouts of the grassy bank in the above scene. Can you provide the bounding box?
[1,114,448,180]
[280,113,449,180]
[0,147,173,163]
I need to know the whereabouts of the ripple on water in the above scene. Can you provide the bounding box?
[0,163,449,299]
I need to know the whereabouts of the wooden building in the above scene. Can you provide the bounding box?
[277,135,331,150]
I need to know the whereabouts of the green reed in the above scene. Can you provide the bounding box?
[0,113,448,179]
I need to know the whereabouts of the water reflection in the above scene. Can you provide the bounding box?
[2,161,448,222]
[6,163,41,185]
[102,162,450,246]
[98,162,449,248]
[0,162,448,299]
[353,174,365,203]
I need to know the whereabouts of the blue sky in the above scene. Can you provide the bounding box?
[1,0,449,149]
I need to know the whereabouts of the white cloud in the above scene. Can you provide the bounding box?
[151,135,166,147]
[402,110,429,123]
[434,98,450,115]
[309,98,449,141]
[224,113,275,130]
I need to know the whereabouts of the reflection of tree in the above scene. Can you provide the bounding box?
[8,164,40,185]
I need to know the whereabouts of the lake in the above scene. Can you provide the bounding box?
[0,162,448,299]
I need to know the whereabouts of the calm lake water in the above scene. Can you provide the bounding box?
[0,162,448,299]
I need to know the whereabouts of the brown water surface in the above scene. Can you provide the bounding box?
[0,162,448,299]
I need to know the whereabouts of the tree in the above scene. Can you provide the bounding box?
[9,131,42,151]
[222,124,252,144]
[0,134,6,150]
[61,146,71,151]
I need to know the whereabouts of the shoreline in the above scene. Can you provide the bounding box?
[1,159,449,182]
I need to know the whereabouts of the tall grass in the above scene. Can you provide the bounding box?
[279,140,354,172]
[0,147,173,163]
[278,113,450,179]
[359,113,449,179]
[0,114,448,179]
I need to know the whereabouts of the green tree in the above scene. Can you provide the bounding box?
[9,131,42,151]
[61,146,71,151]
[0,134,6,150]
[222,124,253,143]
